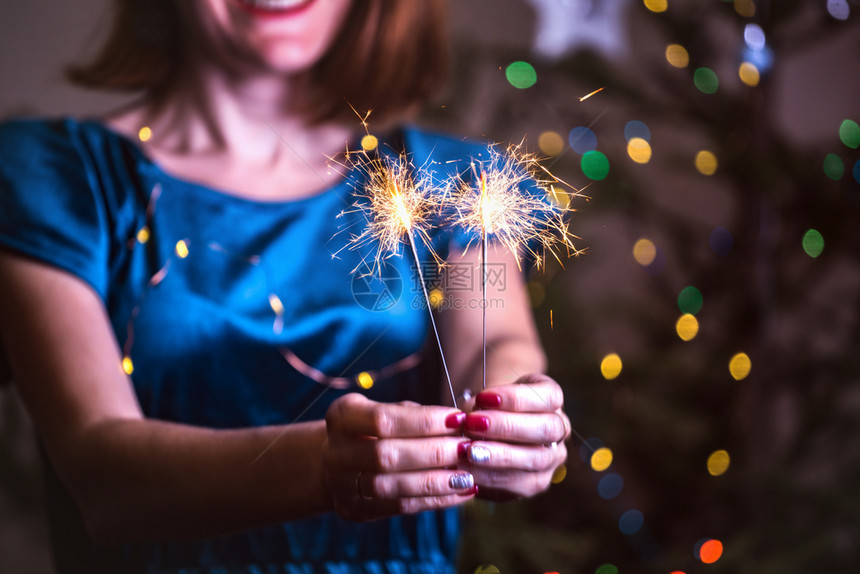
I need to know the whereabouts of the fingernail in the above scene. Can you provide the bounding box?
[465,414,490,432]
[445,412,466,429]
[449,473,474,490]
[476,392,502,409]
[459,485,479,497]
[468,444,491,463]
[457,441,471,459]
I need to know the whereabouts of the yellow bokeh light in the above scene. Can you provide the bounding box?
[633,238,657,266]
[644,0,668,13]
[729,352,751,380]
[548,185,570,209]
[528,281,546,308]
[473,566,500,574]
[734,0,755,18]
[175,240,189,259]
[138,126,152,142]
[428,288,444,309]
[268,293,284,315]
[739,62,760,86]
[538,130,565,157]
[136,226,150,244]
[591,447,613,472]
[676,313,699,341]
[707,449,730,476]
[357,371,374,389]
[122,356,134,375]
[600,353,622,380]
[695,150,718,175]
[666,44,689,68]
[627,137,652,164]
[361,134,378,151]
[551,464,567,484]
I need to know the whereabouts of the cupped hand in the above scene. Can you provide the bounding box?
[460,374,569,501]
[323,393,477,521]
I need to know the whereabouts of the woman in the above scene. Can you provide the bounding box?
[0,0,570,572]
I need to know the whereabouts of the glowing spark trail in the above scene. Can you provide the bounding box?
[579,86,605,102]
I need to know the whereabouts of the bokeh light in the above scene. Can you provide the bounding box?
[268,293,284,315]
[595,565,618,574]
[734,0,755,17]
[361,134,378,151]
[528,281,546,307]
[710,226,733,256]
[618,509,644,535]
[839,119,860,149]
[175,240,189,259]
[677,286,703,315]
[743,23,766,50]
[643,0,667,13]
[474,566,500,574]
[538,130,565,156]
[569,126,598,154]
[707,449,731,476]
[598,473,624,500]
[136,226,151,244]
[627,137,652,164]
[624,120,651,142]
[581,150,610,180]
[823,153,844,180]
[802,229,824,258]
[693,67,719,94]
[580,438,604,462]
[666,44,689,68]
[729,352,751,380]
[122,356,134,376]
[676,313,699,341]
[506,61,537,89]
[827,0,850,20]
[695,150,718,175]
[854,159,860,184]
[138,126,152,142]
[548,185,571,209]
[738,62,760,86]
[698,539,724,563]
[551,464,567,484]
[591,447,614,472]
[428,287,445,308]
[633,238,657,266]
[357,371,374,389]
[601,353,623,380]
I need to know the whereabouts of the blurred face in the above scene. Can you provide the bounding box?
[188,0,353,75]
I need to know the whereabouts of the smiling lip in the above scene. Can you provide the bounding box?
[232,0,316,19]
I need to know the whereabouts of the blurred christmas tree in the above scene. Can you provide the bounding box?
[424,0,860,572]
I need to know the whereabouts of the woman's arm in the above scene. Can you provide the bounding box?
[441,245,570,500]
[0,250,474,544]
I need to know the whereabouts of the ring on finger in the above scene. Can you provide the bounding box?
[354,471,374,500]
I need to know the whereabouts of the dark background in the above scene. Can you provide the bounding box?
[2,0,859,572]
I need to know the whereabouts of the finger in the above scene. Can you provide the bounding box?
[464,441,566,473]
[326,393,465,438]
[464,410,567,444]
[326,436,470,472]
[474,375,564,413]
[360,469,477,499]
[468,467,557,499]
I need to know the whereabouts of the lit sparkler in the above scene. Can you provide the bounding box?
[452,143,582,389]
[336,142,458,407]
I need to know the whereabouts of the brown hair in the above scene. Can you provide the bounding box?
[67,0,449,125]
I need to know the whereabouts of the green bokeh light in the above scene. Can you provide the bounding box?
[581,150,610,180]
[839,119,860,149]
[802,229,824,258]
[595,565,618,574]
[505,61,537,89]
[823,153,844,180]
[693,67,719,94]
[678,285,703,315]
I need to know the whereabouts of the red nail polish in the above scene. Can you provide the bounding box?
[476,392,502,409]
[445,411,466,429]
[459,485,479,496]
[457,441,471,459]
[465,414,490,432]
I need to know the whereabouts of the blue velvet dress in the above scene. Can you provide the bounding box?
[0,118,491,573]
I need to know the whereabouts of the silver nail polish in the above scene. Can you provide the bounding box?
[449,473,474,490]
[469,444,491,463]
